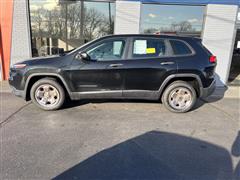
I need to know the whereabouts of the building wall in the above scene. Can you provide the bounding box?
[202,4,238,86]
[11,0,32,66]
[133,0,239,5]
[115,1,141,34]
[2,0,239,86]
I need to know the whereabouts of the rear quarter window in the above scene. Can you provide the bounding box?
[197,41,213,56]
[170,40,193,56]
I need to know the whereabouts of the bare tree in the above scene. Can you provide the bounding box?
[31,3,113,48]
[98,15,114,36]
[83,8,105,40]
[31,7,47,37]
[67,4,82,39]
[171,21,193,32]
[144,28,159,34]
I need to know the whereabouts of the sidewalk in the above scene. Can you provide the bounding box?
[0,80,11,93]
[0,80,239,98]
[213,86,240,99]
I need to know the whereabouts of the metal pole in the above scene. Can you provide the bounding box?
[108,2,112,34]
[80,1,84,44]
[65,3,68,51]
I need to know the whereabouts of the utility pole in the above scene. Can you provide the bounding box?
[80,1,84,44]
[65,3,68,51]
[108,2,112,34]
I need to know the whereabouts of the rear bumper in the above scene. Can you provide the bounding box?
[200,79,216,98]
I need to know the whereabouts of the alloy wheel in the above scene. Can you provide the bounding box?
[168,87,193,111]
[35,84,60,107]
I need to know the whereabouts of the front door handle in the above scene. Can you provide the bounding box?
[109,63,123,68]
[160,62,175,65]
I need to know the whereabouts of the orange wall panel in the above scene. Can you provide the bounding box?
[0,0,14,80]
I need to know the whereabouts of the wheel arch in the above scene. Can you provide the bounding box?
[24,73,72,101]
[159,74,203,99]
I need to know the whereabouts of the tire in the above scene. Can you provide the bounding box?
[162,81,197,113]
[30,78,65,111]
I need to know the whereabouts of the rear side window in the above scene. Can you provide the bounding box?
[132,38,166,58]
[170,40,192,55]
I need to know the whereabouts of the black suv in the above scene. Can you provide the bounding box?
[9,34,216,113]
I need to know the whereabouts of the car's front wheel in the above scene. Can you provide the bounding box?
[30,78,65,110]
[162,81,197,113]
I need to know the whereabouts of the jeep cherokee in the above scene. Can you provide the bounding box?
[9,34,216,113]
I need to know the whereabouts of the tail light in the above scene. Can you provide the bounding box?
[209,56,217,63]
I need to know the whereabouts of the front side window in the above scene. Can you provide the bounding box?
[170,40,192,55]
[87,40,125,61]
[132,38,166,58]
[29,0,115,57]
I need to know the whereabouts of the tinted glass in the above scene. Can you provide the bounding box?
[170,40,192,55]
[140,4,205,37]
[87,40,125,61]
[29,0,115,57]
[133,39,166,58]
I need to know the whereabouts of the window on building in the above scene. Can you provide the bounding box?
[132,38,166,58]
[170,40,192,55]
[140,4,205,37]
[29,0,115,57]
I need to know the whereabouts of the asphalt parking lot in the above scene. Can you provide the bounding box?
[0,83,240,180]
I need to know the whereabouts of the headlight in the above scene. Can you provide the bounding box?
[13,64,26,69]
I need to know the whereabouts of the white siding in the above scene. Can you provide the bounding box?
[236,8,240,29]
[11,0,32,65]
[115,1,141,34]
[202,4,238,86]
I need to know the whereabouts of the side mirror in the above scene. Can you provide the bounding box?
[76,52,90,61]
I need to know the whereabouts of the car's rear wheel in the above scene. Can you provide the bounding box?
[30,78,65,110]
[162,81,197,113]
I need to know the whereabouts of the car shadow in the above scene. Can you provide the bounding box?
[192,86,228,111]
[192,73,228,111]
[62,98,160,110]
[62,92,227,112]
[53,131,234,180]
[232,131,240,180]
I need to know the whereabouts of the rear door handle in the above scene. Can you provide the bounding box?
[160,62,175,65]
[109,63,123,68]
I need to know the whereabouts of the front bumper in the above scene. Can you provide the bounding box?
[9,84,25,99]
[201,79,216,98]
